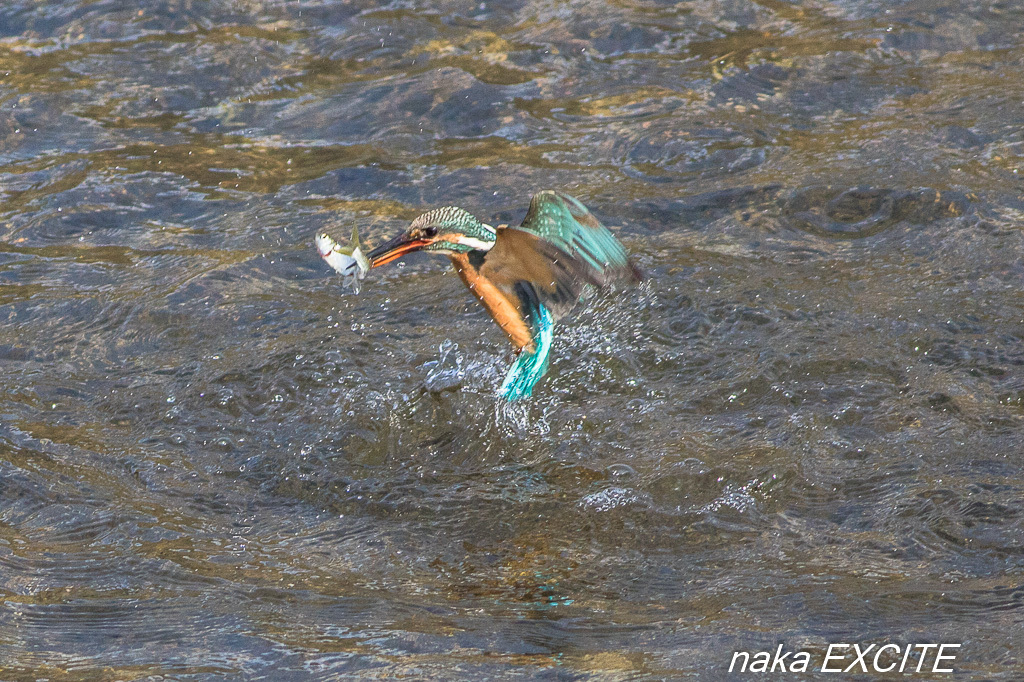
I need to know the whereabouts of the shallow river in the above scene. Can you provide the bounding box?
[1,0,1023,679]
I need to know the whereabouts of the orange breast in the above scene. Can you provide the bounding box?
[449,253,534,353]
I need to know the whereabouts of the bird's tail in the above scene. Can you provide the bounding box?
[500,303,553,401]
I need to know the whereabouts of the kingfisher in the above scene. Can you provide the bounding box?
[365,191,641,400]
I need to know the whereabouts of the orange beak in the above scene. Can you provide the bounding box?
[366,234,431,268]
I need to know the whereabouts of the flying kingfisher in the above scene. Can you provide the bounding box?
[364,191,641,400]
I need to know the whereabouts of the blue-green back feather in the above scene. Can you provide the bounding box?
[500,301,553,401]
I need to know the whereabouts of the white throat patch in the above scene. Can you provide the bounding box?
[455,234,495,251]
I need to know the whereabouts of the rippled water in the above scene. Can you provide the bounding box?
[2,0,1023,679]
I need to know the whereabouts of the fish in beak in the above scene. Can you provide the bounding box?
[315,225,371,292]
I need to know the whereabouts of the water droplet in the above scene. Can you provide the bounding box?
[606,463,636,480]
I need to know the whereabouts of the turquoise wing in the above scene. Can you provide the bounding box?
[495,192,640,399]
[514,191,639,286]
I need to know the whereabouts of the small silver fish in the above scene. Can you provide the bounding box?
[315,226,371,293]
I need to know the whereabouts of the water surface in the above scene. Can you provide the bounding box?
[1,0,1023,679]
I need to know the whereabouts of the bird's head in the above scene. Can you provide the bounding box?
[367,206,497,267]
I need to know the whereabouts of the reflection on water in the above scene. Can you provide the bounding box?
[2,0,1024,678]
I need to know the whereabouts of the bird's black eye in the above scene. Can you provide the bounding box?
[422,226,438,238]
